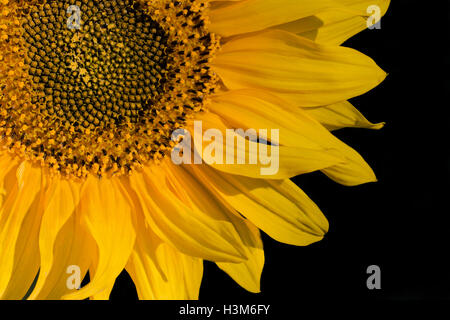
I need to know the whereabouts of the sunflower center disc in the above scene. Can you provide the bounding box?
[0,0,219,178]
[23,0,169,128]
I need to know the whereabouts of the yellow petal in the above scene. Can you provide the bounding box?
[211,90,326,149]
[62,176,136,300]
[210,0,335,37]
[216,220,264,293]
[276,0,391,45]
[89,278,115,300]
[213,29,386,107]
[211,89,382,145]
[0,156,40,299]
[29,212,93,299]
[188,111,342,179]
[254,96,378,185]
[0,162,42,297]
[321,141,377,186]
[126,213,203,300]
[88,242,115,300]
[304,101,385,131]
[162,163,264,293]
[0,153,19,208]
[188,163,328,246]
[1,183,44,299]
[28,178,81,299]
[127,163,248,263]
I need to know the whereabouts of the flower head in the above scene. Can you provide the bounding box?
[0,0,389,299]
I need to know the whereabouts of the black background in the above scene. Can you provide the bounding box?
[108,0,450,308]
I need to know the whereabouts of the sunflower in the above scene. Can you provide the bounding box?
[0,0,389,300]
